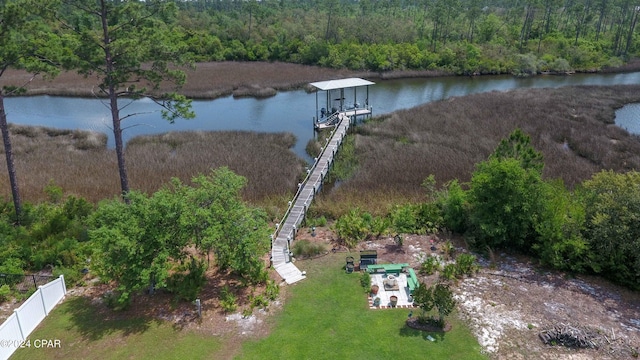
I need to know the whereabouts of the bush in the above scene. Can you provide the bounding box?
[265,280,280,301]
[370,216,390,238]
[333,208,372,248]
[249,293,269,310]
[455,253,479,277]
[0,258,24,286]
[441,240,455,259]
[359,271,371,291]
[415,203,443,234]
[420,256,441,275]
[305,139,322,158]
[219,285,237,313]
[304,216,327,228]
[292,239,327,258]
[52,265,85,288]
[390,204,419,234]
[440,263,457,280]
[0,284,11,303]
[166,258,207,302]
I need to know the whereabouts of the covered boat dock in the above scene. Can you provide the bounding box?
[310,77,374,129]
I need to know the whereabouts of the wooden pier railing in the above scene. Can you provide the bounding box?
[271,114,351,284]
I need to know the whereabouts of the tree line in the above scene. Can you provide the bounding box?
[175,0,640,73]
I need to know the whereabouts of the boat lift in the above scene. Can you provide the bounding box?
[309,78,375,130]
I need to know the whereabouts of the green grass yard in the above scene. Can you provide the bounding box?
[11,296,220,360]
[235,254,485,360]
[12,253,484,360]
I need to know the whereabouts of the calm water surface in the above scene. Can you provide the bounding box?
[616,103,640,134]
[5,72,640,160]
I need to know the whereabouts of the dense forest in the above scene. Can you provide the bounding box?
[174,0,640,74]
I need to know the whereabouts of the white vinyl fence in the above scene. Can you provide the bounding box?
[0,275,66,360]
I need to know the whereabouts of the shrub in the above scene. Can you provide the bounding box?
[455,253,479,277]
[292,239,327,258]
[304,216,327,228]
[333,208,371,248]
[0,284,11,303]
[359,271,371,291]
[242,308,253,318]
[250,293,269,310]
[440,263,457,280]
[415,202,443,234]
[441,240,455,259]
[265,279,280,301]
[52,265,85,288]
[370,216,390,238]
[420,256,441,275]
[219,285,237,313]
[305,139,322,158]
[166,258,207,302]
[390,204,419,234]
[0,258,24,286]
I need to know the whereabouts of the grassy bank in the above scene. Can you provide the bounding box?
[0,62,367,100]
[0,126,303,208]
[4,61,640,101]
[314,85,640,215]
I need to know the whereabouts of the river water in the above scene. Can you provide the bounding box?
[5,71,640,160]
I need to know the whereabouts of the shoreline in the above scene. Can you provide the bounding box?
[2,59,640,100]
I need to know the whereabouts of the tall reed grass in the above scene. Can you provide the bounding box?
[316,85,640,215]
[0,126,304,209]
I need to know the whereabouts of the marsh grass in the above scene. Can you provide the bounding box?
[0,62,369,100]
[317,85,640,216]
[0,127,303,207]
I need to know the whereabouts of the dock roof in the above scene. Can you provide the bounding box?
[309,77,375,91]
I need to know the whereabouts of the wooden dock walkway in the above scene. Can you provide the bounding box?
[271,114,352,284]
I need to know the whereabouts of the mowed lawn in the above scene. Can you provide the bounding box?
[11,253,484,360]
[236,253,485,360]
[11,296,220,360]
